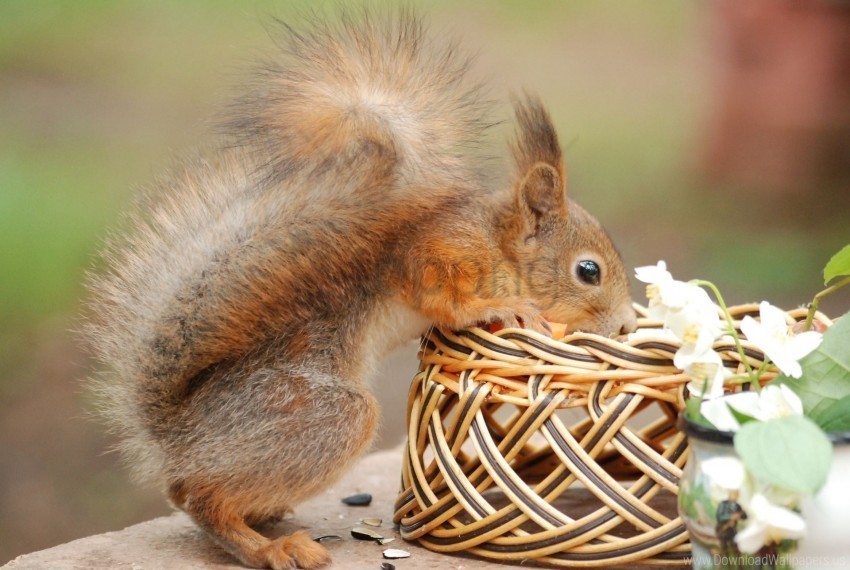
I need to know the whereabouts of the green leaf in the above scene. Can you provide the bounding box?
[734,415,832,494]
[726,402,757,427]
[776,309,850,418]
[824,243,850,285]
[811,394,850,433]
[685,394,702,423]
[685,378,715,428]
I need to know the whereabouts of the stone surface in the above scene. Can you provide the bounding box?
[5,447,684,569]
[3,449,530,570]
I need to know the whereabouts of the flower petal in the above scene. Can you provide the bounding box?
[701,396,745,431]
[723,391,760,417]
[665,303,722,341]
[657,280,694,310]
[739,315,767,348]
[770,351,804,378]
[674,339,718,369]
[778,384,803,415]
[677,341,725,392]
[764,504,806,538]
[786,330,823,361]
[740,308,813,378]
[758,301,791,332]
[738,493,807,551]
[634,261,670,284]
[735,519,768,554]
[753,384,804,420]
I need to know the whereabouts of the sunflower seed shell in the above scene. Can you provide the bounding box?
[351,526,384,541]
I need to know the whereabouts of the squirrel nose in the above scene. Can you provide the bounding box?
[617,304,638,336]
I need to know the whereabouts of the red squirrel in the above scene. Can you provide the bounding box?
[83,11,636,570]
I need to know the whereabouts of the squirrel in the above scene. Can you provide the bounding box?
[82,10,636,570]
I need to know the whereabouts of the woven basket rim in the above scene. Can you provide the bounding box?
[417,303,834,393]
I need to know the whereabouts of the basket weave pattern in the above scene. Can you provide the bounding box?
[393,305,817,567]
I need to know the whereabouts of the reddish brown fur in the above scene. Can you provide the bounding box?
[82,10,635,570]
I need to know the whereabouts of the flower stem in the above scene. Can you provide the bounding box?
[725,374,757,386]
[755,360,771,378]
[693,279,759,390]
[805,275,850,330]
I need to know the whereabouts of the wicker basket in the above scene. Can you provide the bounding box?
[392,304,824,567]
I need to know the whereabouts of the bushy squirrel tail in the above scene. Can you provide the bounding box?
[226,8,494,188]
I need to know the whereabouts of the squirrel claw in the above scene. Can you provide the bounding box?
[519,316,553,337]
[492,298,552,337]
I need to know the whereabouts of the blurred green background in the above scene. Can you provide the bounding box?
[1,0,847,562]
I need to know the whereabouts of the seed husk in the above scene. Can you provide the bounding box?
[380,563,396,570]
[382,548,410,559]
[341,492,373,506]
[312,534,342,543]
[351,526,384,541]
[360,517,382,527]
[377,537,395,545]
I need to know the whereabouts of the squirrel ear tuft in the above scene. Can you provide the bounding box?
[511,93,566,189]
[511,94,568,236]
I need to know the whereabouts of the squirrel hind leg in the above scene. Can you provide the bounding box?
[168,480,330,570]
[244,509,292,530]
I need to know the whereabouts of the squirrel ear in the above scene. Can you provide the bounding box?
[511,94,567,237]
[519,162,565,220]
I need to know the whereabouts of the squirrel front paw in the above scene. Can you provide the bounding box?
[486,297,552,336]
[412,293,553,336]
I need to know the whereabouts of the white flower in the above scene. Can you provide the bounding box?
[698,385,804,432]
[665,290,723,342]
[749,384,804,420]
[635,261,695,315]
[700,391,759,432]
[679,347,728,400]
[734,492,806,553]
[634,260,672,283]
[635,261,689,316]
[635,261,724,347]
[740,301,823,378]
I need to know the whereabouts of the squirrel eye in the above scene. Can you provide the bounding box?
[576,260,601,285]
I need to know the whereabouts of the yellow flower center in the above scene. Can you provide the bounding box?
[646,284,660,301]
[690,361,718,381]
[683,324,700,345]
